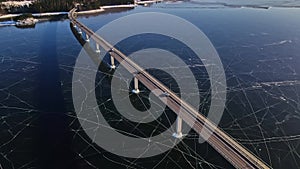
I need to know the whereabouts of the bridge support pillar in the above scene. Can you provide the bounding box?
[110,55,116,69]
[96,44,100,53]
[132,76,140,94]
[173,117,183,139]
[78,28,82,34]
[85,34,90,42]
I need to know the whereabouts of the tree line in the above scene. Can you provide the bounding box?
[1,0,134,14]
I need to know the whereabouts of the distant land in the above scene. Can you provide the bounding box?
[0,0,134,15]
[2,0,300,16]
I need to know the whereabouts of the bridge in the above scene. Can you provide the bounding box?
[69,8,271,169]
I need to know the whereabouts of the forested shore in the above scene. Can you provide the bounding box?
[0,0,134,14]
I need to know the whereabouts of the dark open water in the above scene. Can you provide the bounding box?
[0,2,299,169]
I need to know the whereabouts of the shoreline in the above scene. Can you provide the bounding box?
[76,4,137,14]
[0,4,141,26]
[0,4,141,20]
[0,12,68,20]
[135,0,163,5]
[1,0,300,21]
